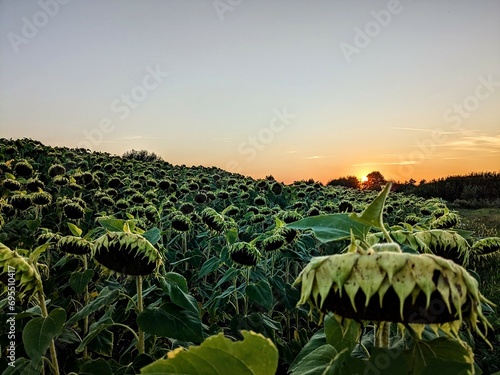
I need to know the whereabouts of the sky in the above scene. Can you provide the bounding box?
[1,0,499,184]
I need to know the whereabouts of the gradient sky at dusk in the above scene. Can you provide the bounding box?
[1,0,499,184]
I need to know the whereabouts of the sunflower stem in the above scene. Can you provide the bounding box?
[136,276,145,354]
[244,268,250,316]
[83,254,89,359]
[374,321,390,348]
[233,277,239,315]
[38,290,60,375]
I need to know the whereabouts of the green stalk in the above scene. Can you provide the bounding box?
[38,290,60,375]
[136,276,145,354]
[244,268,250,316]
[83,255,89,358]
[233,277,239,315]
[374,321,390,348]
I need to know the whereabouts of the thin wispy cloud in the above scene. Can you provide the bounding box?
[304,155,335,160]
[441,132,500,152]
[392,127,461,135]
[352,161,418,167]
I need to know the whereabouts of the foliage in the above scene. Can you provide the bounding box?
[0,138,497,374]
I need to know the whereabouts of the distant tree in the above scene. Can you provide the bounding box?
[123,149,163,162]
[362,171,386,190]
[327,175,360,189]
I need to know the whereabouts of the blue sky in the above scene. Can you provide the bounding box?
[1,0,499,183]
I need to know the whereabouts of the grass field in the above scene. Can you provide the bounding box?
[455,207,500,237]
[454,207,500,374]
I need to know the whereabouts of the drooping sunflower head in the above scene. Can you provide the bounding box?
[13,160,34,178]
[94,231,162,276]
[0,243,42,299]
[294,246,493,345]
[415,230,469,265]
[280,211,303,224]
[171,214,192,232]
[430,213,459,229]
[57,236,93,255]
[48,164,65,178]
[201,207,226,233]
[31,191,52,206]
[471,237,500,258]
[63,202,85,220]
[9,194,32,211]
[278,227,300,244]
[403,214,421,226]
[229,242,261,266]
[260,234,286,252]
[2,179,22,192]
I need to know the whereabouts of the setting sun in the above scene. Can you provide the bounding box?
[361,176,368,183]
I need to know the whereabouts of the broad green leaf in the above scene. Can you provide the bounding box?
[142,227,161,245]
[198,256,221,278]
[230,313,281,338]
[160,273,199,314]
[76,305,115,353]
[290,344,339,375]
[215,267,241,288]
[287,214,370,243]
[140,330,278,375]
[79,358,113,375]
[87,328,114,357]
[349,182,391,229]
[226,227,239,245]
[405,337,474,375]
[246,279,273,312]
[26,219,41,232]
[289,329,326,373]
[137,303,203,343]
[324,314,360,353]
[269,275,300,310]
[163,272,188,293]
[69,269,94,294]
[66,287,121,326]
[22,308,66,369]
[97,218,128,232]
[67,222,83,237]
[1,358,39,375]
[29,243,50,263]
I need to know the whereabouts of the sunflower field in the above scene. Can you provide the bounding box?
[0,138,499,375]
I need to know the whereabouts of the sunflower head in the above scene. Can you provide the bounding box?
[57,236,93,255]
[0,243,42,299]
[431,213,459,229]
[63,202,85,220]
[2,179,22,192]
[9,194,32,211]
[94,231,162,276]
[171,214,192,232]
[229,242,261,266]
[260,234,286,252]
[294,246,493,345]
[201,207,226,232]
[31,191,52,206]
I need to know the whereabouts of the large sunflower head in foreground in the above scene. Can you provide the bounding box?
[294,244,493,344]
